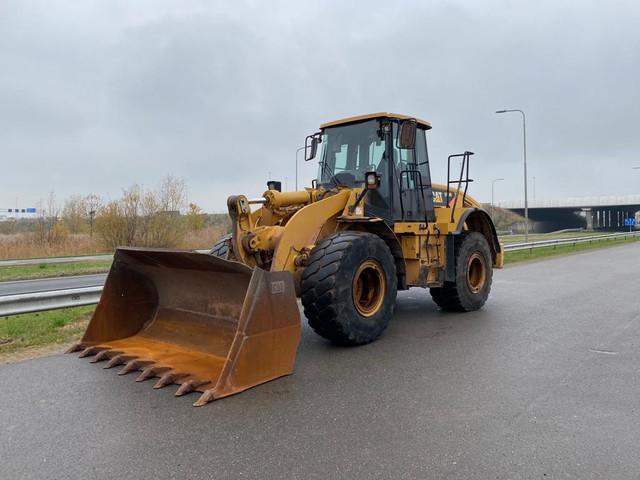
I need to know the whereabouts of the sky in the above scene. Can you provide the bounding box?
[1,0,639,212]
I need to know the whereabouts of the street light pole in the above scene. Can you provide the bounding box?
[295,146,305,191]
[496,109,529,240]
[491,178,505,216]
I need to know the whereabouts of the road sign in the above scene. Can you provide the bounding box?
[624,218,636,226]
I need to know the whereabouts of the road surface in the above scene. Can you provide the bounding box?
[0,274,107,296]
[0,250,208,267]
[0,254,112,267]
[1,243,639,479]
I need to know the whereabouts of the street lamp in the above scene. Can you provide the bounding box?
[496,108,529,240]
[491,178,504,216]
[295,146,306,191]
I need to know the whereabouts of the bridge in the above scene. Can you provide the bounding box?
[498,194,640,232]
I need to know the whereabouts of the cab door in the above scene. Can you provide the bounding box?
[391,124,436,223]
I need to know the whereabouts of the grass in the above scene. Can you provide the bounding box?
[0,259,113,282]
[504,233,640,264]
[0,227,226,260]
[0,305,92,359]
[0,233,106,260]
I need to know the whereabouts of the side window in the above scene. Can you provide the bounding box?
[398,148,416,189]
[414,129,431,188]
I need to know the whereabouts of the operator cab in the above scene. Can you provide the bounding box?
[307,112,436,224]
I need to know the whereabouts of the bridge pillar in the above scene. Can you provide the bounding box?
[583,208,594,230]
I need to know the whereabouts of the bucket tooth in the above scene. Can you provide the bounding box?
[65,343,85,354]
[79,346,101,358]
[118,359,151,376]
[135,366,170,382]
[153,371,188,389]
[89,349,113,363]
[104,354,131,369]
[175,379,208,397]
[194,389,216,407]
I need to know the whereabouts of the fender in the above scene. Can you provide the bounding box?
[271,189,352,273]
[454,208,502,258]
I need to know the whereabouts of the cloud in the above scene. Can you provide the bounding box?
[1,0,639,212]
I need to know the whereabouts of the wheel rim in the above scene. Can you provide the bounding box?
[466,252,486,294]
[352,259,386,317]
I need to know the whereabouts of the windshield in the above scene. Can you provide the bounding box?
[316,120,387,186]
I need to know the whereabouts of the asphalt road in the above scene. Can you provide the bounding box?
[0,273,107,296]
[1,243,639,479]
[0,254,112,267]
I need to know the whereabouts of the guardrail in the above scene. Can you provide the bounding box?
[0,286,103,316]
[503,231,640,252]
[1,234,638,317]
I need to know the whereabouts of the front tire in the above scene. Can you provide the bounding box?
[301,232,397,345]
[430,232,493,312]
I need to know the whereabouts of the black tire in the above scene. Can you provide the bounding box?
[209,234,231,259]
[430,232,493,312]
[301,231,397,345]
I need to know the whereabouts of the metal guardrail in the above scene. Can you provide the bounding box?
[0,286,103,316]
[1,235,639,317]
[503,231,640,252]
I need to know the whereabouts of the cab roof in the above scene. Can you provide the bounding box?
[320,112,432,130]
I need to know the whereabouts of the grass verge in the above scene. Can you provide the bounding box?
[0,305,92,362]
[504,234,640,264]
[0,259,112,282]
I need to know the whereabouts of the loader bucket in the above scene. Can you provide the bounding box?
[67,247,301,406]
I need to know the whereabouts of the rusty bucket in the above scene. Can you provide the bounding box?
[68,247,301,406]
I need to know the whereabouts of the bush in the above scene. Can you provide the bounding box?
[95,175,188,250]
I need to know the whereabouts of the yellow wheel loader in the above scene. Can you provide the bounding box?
[69,112,503,406]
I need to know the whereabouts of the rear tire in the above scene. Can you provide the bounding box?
[301,232,397,345]
[209,234,232,259]
[430,232,492,312]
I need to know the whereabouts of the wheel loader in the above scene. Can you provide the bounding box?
[68,112,503,406]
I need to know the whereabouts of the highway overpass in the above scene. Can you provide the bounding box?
[499,194,640,232]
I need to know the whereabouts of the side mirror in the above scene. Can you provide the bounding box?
[398,120,417,149]
[267,180,282,192]
[305,132,322,161]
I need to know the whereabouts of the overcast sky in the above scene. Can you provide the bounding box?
[1,0,639,212]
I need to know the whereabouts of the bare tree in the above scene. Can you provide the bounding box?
[62,195,88,234]
[95,176,187,250]
[33,192,68,245]
[84,194,102,237]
